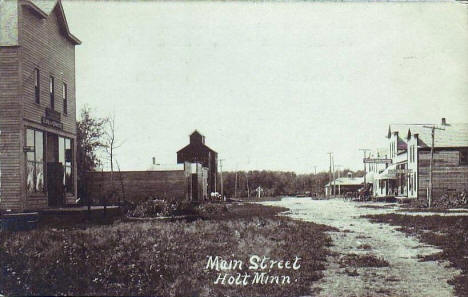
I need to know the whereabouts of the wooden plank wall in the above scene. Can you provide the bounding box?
[0,47,22,210]
[20,5,76,135]
[418,150,468,201]
[86,170,187,204]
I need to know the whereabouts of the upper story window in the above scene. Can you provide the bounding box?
[49,76,55,110]
[34,68,40,103]
[63,83,68,115]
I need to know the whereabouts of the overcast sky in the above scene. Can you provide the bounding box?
[62,1,468,173]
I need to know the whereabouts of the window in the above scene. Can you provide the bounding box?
[59,137,73,193]
[62,83,68,114]
[34,68,40,103]
[460,149,468,165]
[49,76,55,109]
[26,129,44,194]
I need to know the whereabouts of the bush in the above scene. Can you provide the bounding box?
[126,198,199,218]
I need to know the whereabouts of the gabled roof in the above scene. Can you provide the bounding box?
[388,122,468,148]
[410,123,468,148]
[0,0,80,46]
[176,142,217,154]
[190,130,204,137]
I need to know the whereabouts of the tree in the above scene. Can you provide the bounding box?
[102,113,124,206]
[76,106,107,205]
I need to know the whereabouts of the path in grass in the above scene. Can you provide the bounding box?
[262,198,460,297]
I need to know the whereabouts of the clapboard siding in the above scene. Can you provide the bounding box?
[0,47,22,210]
[0,2,78,211]
[20,3,78,209]
[20,5,76,135]
[86,171,188,204]
[418,150,468,200]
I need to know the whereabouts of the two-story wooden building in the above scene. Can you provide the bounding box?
[369,118,468,203]
[0,0,80,211]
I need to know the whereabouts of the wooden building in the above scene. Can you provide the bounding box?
[324,177,363,197]
[0,0,80,211]
[370,118,468,203]
[177,130,218,198]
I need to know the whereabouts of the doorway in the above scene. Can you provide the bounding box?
[46,133,64,207]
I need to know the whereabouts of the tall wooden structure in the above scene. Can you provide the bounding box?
[177,130,218,196]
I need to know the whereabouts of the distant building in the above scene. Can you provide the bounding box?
[325,177,363,197]
[0,0,80,211]
[177,130,218,195]
[370,118,468,202]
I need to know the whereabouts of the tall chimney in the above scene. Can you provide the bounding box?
[152,157,156,165]
[441,118,447,126]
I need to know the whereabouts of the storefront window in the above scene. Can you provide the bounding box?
[26,129,44,194]
[59,137,73,194]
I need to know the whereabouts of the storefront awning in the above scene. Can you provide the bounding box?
[375,164,397,180]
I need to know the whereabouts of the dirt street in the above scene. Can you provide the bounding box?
[262,198,461,297]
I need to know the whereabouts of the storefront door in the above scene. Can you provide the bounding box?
[46,133,64,207]
[47,162,64,207]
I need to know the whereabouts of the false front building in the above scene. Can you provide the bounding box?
[0,0,80,211]
[177,130,218,198]
[370,118,468,203]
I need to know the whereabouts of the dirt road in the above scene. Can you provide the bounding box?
[262,198,460,297]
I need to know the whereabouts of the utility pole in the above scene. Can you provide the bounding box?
[234,171,238,198]
[328,152,333,197]
[245,172,250,198]
[359,149,371,185]
[219,159,225,199]
[336,164,343,196]
[423,125,445,208]
[332,154,335,196]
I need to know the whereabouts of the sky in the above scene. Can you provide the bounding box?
[62,0,468,173]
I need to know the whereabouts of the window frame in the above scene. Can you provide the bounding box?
[26,128,45,194]
[49,76,55,110]
[59,136,74,194]
[34,68,40,104]
[62,82,68,115]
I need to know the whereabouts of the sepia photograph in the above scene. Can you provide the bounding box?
[0,0,467,296]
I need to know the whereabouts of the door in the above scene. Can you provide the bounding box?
[47,162,64,207]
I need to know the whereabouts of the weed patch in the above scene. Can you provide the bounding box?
[0,204,334,297]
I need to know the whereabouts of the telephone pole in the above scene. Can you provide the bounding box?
[328,152,333,196]
[335,164,343,195]
[423,125,445,207]
[234,171,238,198]
[359,149,371,185]
[219,159,225,199]
[332,154,336,196]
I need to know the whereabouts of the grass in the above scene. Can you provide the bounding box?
[338,253,389,268]
[0,203,335,297]
[363,214,468,297]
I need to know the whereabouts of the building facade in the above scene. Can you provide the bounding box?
[0,0,80,211]
[368,118,468,202]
